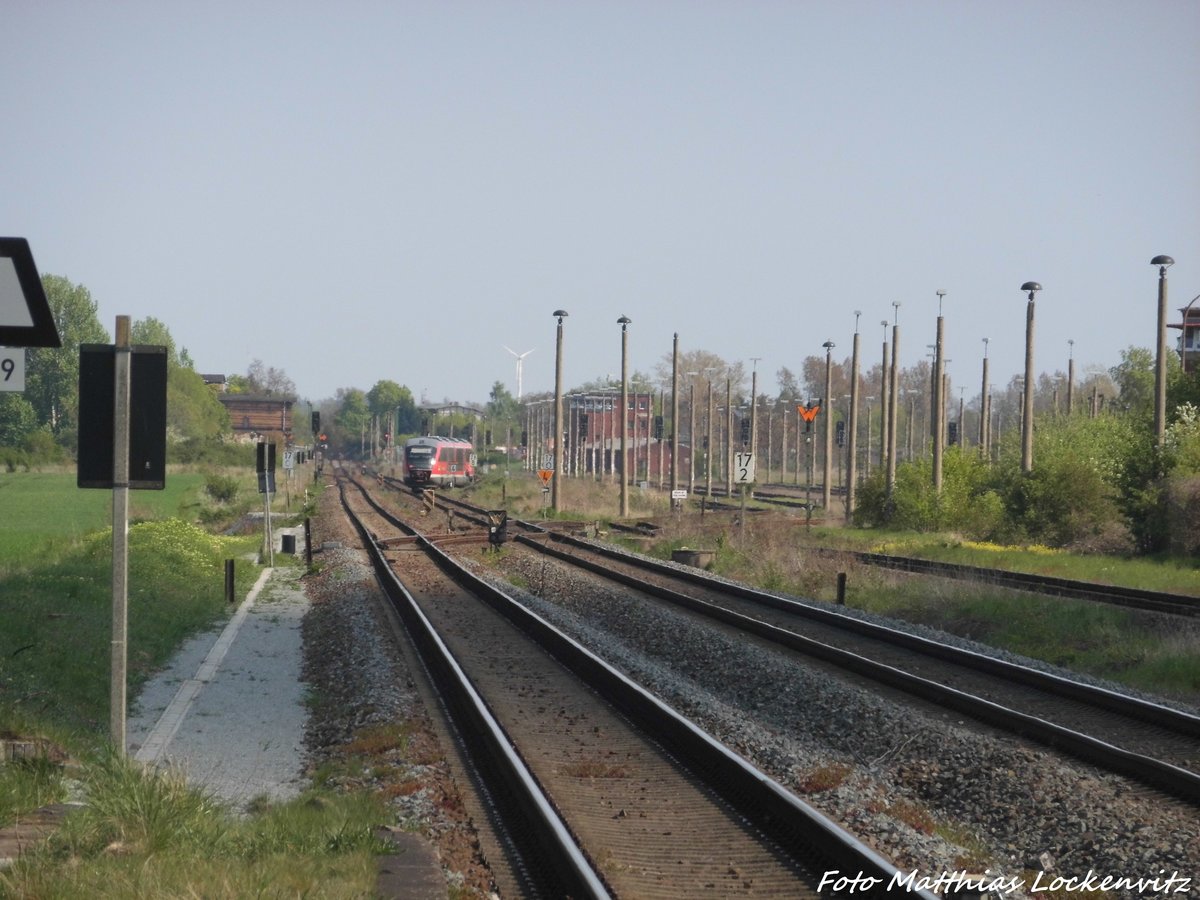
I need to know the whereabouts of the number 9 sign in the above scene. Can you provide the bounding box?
[0,349,24,392]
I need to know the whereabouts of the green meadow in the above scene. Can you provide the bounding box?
[0,471,211,572]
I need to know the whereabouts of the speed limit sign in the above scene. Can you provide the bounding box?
[0,348,24,392]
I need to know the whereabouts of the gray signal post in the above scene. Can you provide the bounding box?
[111,317,132,753]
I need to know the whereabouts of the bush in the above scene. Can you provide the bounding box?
[0,446,30,472]
[204,473,240,504]
[993,452,1120,547]
[852,449,1002,539]
[1166,474,1200,555]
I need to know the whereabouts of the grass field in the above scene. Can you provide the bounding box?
[0,471,211,570]
[0,469,388,898]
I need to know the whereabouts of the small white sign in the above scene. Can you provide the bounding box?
[671,489,688,499]
[283,450,295,471]
[542,453,554,470]
[734,452,756,483]
[0,347,25,391]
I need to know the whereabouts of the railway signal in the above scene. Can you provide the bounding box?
[798,401,821,433]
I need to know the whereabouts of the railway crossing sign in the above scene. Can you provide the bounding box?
[734,452,756,484]
[0,238,61,348]
[537,468,554,487]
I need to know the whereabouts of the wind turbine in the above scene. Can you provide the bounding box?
[503,346,534,400]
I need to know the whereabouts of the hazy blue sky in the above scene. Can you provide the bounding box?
[5,1,1198,407]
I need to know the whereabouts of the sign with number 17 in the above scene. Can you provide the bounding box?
[734,452,755,483]
[0,348,25,392]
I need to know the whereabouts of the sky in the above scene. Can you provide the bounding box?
[4,1,1198,408]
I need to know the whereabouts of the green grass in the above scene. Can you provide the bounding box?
[0,470,393,897]
[812,528,1200,597]
[0,754,386,898]
[0,519,260,735]
[0,471,214,571]
[630,516,1200,705]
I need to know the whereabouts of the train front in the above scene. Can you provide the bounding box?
[403,441,434,485]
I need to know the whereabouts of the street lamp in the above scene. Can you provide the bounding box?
[1066,339,1075,416]
[1152,255,1174,448]
[933,290,946,494]
[880,319,890,471]
[552,309,568,512]
[822,341,835,514]
[618,315,631,517]
[847,311,861,518]
[887,302,901,497]
[979,337,990,457]
[1020,282,1041,473]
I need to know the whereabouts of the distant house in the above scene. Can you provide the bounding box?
[200,374,228,391]
[218,394,295,440]
[1170,305,1200,375]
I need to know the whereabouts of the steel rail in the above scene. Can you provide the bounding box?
[339,480,612,899]
[516,530,1200,806]
[354,477,940,898]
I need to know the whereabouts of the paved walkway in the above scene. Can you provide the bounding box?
[127,563,311,810]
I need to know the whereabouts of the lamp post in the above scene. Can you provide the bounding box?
[1066,339,1075,416]
[1020,282,1041,473]
[847,311,861,518]
[886,302,900,497]
[670,333,680,493]
[932,290,946,493]
[618,315,631,517]
[979,337,990,458]
[552,309,568,512]
[1152,255,1174,448]
[822,340,835,514]
[879,319,890,470]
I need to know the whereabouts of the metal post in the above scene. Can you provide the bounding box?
[619,316,631,517]
[1020,282,1041,473]
[111,315,131,755]
[705,380,714,501]
[933,300,945,493]
[671,333,680,494]
[1066,340,1075,416]
[725,379,734,498]
[980,338,990,458]
[552,310,567,512]
[879,321,889,470]
[822,341,834,513]
[1152,256,1174,448]
[886,317,900,496]
[847,313,861,518]
[688,380,696,495]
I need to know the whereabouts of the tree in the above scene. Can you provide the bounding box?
[130,316,229,443]
[0,394,38,448]
[24,275,108,438]
[229,359,296,397]
[487,381,520,421]
[131,316,181,367]
[1110,346,1155,418]
[332,387,370,455]
[365,379,420,438]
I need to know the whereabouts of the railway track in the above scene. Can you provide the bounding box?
[339,470,939,899]
[570,479,1199,618]
[395,484,1200,807]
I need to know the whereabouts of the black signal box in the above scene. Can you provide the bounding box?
[77,344,168,490]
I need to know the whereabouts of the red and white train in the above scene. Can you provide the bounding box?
[402,436,476,488]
